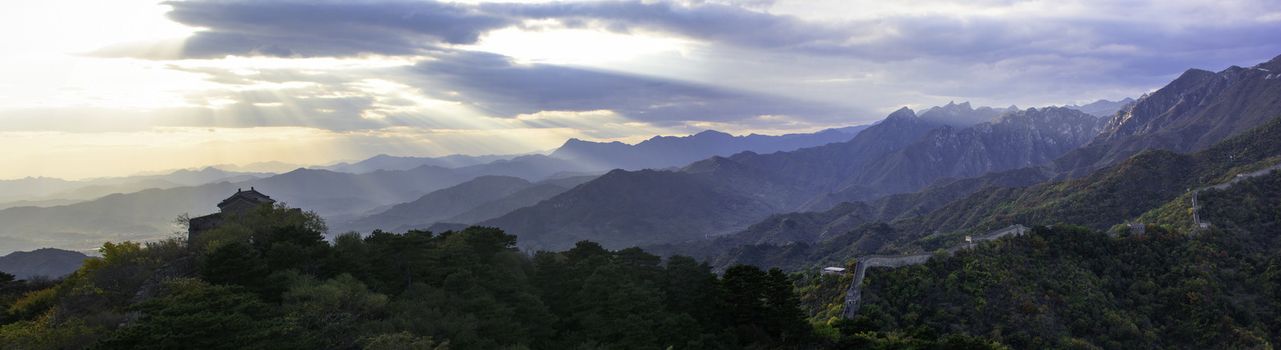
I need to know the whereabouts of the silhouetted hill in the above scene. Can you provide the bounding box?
[548,126,870,171]
[341,176,535,233]
[0,167,269,207]
[443,175,597,225]
[0,248,88,279]
[451,155,600,181]
[319,153,514,173]
[481,169,784,250]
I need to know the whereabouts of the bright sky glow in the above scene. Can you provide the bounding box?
[465,27,695,65]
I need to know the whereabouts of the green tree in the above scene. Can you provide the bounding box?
[95,278,300,350]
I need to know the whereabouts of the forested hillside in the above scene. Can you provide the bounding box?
[852,222,1281,349]
[0,204,1012,349]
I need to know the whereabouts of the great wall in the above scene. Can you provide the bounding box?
[841,224,1028,319]
[842,162,1281,319]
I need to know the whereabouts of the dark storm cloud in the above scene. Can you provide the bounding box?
[91,0,1281,131]
[154,0,1281,75]
[164,0,514,57]
[411,51,858,125]
[484,1,851,52]
[490,0,1281,68]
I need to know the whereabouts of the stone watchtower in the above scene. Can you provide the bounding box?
[188,187,277,243]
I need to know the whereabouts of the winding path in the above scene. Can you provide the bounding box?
[841,224,1028,319]
[1191,162,1281,230]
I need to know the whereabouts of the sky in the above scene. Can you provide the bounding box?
[2,0,1280,179]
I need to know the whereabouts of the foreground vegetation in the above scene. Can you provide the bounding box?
[0,204,1005,349]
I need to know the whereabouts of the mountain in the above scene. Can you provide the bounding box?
[1056,54,1281,175]
[705,115,1281,271]
[442,175,597,225]
[0,125,880,253]
[136,167,268,186]
[806,107,1101,207]
[244,166,475,219]
[644,166,1052,263]
[716,107,941,192]
[921,114,1281,233]
[0,165,481,254]
[915,101,1015,126]
[837,166,1281,348]
[481,103,1105,250]
[706,55,1281,260]
[0,248,89,279]
[450,155,602,181]
[547,125,870,171]
[480,169,790,251]
[341,176,536,233]
[479,110,939,250]
[1065,97,1135,117]
[0,167,268,206]
[207,161,305,173]
[319,153,515,173]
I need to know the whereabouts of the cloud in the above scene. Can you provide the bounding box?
[411,50,859,125]
[484,1,853,52]
[138,0,1281,68]
[74,0,1281,129]
[163,0,515,57]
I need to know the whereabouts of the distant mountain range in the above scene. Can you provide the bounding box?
[482,54,1281,252]
[316,154,518,174]
[479,102,1107,250]
[549,126,869,171]
[687,54,1281,269]
[337,175,597,233]
[0,167,270,209]
[0,125,875,254]
[0,248,88,279]
[915,101,1015,126]
[804,106,1101,209]
[703,113,1281,270]
[1065,98,1135,117]
[319,125,873,177]
[0,165,475,253]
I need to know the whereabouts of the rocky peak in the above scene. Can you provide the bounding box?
[1170,68,1216,87]
[692,130,734,138]
[1257,53,1281,71]
[919,101,1008,127]
[885,107,917,120]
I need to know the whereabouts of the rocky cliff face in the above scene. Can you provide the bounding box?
[850,107,1101,194]
[916,101,1015,127]
[1065,54,1281,172]
[798,107,1100,208]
